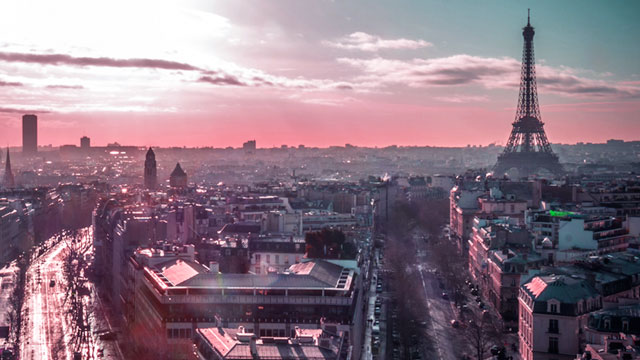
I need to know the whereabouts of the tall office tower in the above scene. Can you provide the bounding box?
[2,148,15,188]
[22,114,38,154]
[80,136,91,149]
[493,11,563,178]
[144,147,157,189]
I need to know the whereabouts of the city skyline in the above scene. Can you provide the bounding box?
[0,1,639,148]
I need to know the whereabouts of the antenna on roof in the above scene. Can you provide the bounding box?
[527,9,530,25]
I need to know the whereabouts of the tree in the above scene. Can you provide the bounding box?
[7,254,30,350]
[428,235,468,305]
[61,228,92,357]
[465,312,505,360]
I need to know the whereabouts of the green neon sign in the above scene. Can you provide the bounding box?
[549,210,575,217]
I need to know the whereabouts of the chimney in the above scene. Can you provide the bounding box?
[209,261,219,273]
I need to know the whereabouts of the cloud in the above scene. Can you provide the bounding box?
[433,95,489,103]
[0,107,51,114]
[0,51,356,93]
[338,55,640,98]
[45,84,84,89]
[198,75,246,86]
[0,51,201,71]
[0,79,23,86]
[198,70,358,92]
[324,32,432,52]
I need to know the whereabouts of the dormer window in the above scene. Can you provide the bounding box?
[604,318,611,330]
[623,319,630,332]
[548,300,559,314]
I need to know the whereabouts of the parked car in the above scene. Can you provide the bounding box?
[450,320,460,328]
[442,292,449,300]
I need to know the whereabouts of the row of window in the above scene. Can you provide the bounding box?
[167,328,192,339]
[254,254,301,266]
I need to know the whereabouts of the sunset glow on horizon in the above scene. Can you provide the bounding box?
[1,0,639,148]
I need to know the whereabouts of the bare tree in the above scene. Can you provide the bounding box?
[465,311,505,360]
[6,253,30,351]
[61,229,92,356]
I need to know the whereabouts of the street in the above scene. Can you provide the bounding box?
[21,235,71,360]
[19,229,123,360]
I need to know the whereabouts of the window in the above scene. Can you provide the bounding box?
[275,255,280,264]
[255,266,260,274]
[550,303,558,313]
[255,254,261,263]
[548,319,559,333]
[548,337,559,354]
[266,255,271,264]
[623,320,629,332]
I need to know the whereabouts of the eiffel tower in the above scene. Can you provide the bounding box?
[494,11,563,178]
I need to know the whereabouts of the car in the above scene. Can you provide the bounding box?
[374,319,380,326]
[442,292,449,300]
[475,296,481,302]
[471,289,478,296]
[450,320,460,328]
[49,279,56,287]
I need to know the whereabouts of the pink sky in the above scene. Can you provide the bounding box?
[0,1,639,148]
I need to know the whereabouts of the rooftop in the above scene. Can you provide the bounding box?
[196,326,341,360]
[523,274,599,302]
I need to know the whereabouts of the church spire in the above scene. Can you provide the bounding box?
[3,147,15,188]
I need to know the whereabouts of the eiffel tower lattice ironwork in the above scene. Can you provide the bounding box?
[494,10,563,177]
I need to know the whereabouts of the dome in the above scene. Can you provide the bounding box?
[541,237,553,249]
